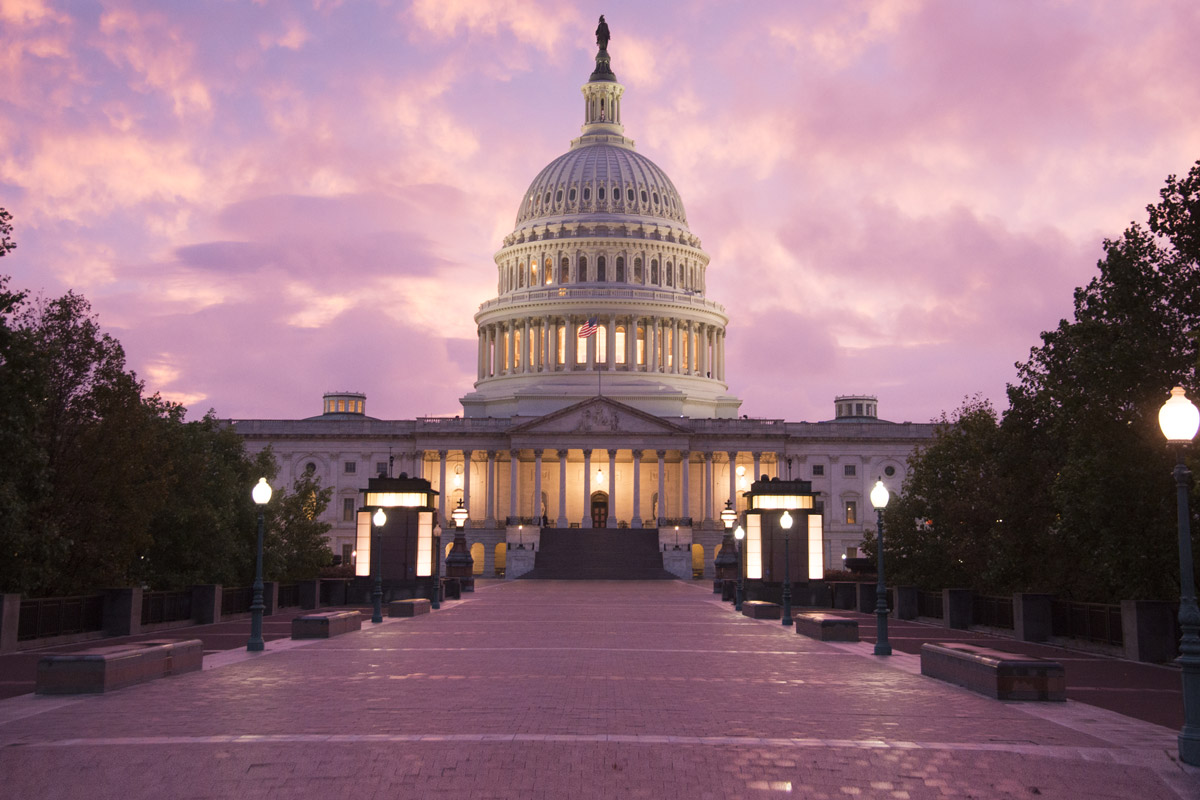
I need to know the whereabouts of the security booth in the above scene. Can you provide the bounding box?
[741,477,825,605]
[354,474,440,603]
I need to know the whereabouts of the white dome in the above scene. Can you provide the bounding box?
[515,143,689,230]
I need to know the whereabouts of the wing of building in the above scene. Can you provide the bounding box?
[233,26,935,580]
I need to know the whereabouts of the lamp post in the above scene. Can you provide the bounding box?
[371,507,386,623]
[247,478,272,652]
[870,478,892,656]
[430,519,442,610]
[734,525,745,611]
[1159,386,1200,765]
[780,510,793,626]
[445,497,473,592]
[716,499,738,599]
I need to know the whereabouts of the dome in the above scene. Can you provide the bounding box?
[514,143,689,230]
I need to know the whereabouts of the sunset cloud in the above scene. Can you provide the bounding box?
[1,0,1196,424]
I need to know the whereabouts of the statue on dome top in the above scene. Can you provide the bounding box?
[596,15,610,51]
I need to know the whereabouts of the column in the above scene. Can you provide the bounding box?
[647,317,657,372]
[438,450,448,527]
[656,450,666,526]
[625,315,636,370]
[631,450,643,528]
[477,329,485,379]
[701,325,710,377]
[681,452,691,523]
[704,451,714,523]
[557,449,569,527]
[486,450,497,527]
[727,450,738,511]
[548,317,558,370]
[688,321,697,375]
[509,451,519,522]
[488,325,497,376]
[462,450,472,521]
[752,451,762,484]
[523,317,531,373]
[582,449,593,528]
[606,314,616,371]
[567,317,577,370]
[533,449,544,526]
[607,449,617,528]
[718,329,725,380]
[542,315,551,372]
[506,322,515,375]
[672,319,681,374]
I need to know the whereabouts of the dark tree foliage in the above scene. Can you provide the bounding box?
[0,208,14,258]
[888,163,1200,602]
[0,279,328,596]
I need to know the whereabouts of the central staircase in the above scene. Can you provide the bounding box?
[519,528,676,580]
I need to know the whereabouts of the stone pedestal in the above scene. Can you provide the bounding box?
[1122,600,1178,663]
[663,549,691,580]
[506,547,536,580]
[895,586,918,620]
[943,588,973,630]
[1014,593,1053,642]
[103,588,142,637]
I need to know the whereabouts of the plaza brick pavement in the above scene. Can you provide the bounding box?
[1,581,1198,799]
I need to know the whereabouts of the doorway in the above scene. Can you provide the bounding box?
[591,492,608,528]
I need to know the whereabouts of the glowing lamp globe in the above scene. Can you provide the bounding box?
[252,478,272,505]
[1159,387,1200,444]
[870,479,890,511]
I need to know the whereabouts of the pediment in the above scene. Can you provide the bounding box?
[508,397,689,436]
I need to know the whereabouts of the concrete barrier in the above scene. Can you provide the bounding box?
[36,639,203,694]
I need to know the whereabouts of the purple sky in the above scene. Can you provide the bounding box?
[3,0,1199,424]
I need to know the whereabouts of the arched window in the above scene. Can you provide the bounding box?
[615,325,627,364]
[677,264,684,287]
[560,257,569,284]
[636,325,646,366]
[616,256,625,282]
[530,261,538,285]
[597,256,607,282]
[634,258,643,282]
[666,262,674,286]
[651,259,659,284]
[579,256,588,282]
[519,263,526,288]
[545,258,553,284]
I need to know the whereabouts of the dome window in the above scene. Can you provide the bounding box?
[555,190,563,203]
[569,188,577,202]
[544,191,551,205]
[653,192,660,205]
[641,190,648,203]
[627,188,634,203]
[598,186,606,201]
[583,187,591,201]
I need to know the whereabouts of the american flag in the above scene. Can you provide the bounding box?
[578,317,599,338]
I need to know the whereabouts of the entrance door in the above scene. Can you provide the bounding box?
[591,492,608,528]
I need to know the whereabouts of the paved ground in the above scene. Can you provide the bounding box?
[1,580,1197,799]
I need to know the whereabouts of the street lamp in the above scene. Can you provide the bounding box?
[870,478,892,656]
[371,507,386,623]
[247,478,272,652]
[780,510,793,626]
[715,499,739,598]
[734,525,745,611]
[1159,385,1200,765]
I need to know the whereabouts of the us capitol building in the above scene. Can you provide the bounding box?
[233,23,935,579]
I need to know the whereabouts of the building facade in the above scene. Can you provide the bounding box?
[233,27,935,578]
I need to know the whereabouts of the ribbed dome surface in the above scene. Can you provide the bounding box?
[515,142,689,228]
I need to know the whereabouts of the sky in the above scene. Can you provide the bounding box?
[2,0,1199,424]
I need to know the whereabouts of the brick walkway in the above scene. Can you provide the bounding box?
[1,580,1197,799]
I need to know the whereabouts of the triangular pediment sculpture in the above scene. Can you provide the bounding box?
[508,396,689,436]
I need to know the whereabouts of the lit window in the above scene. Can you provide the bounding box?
[845,501,857,525]
[616,326,626,364]
[597,325,607,362]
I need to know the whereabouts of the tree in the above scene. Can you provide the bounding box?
[0,208,14,258]
[263,473,334,583]
[880,397,1015,592]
